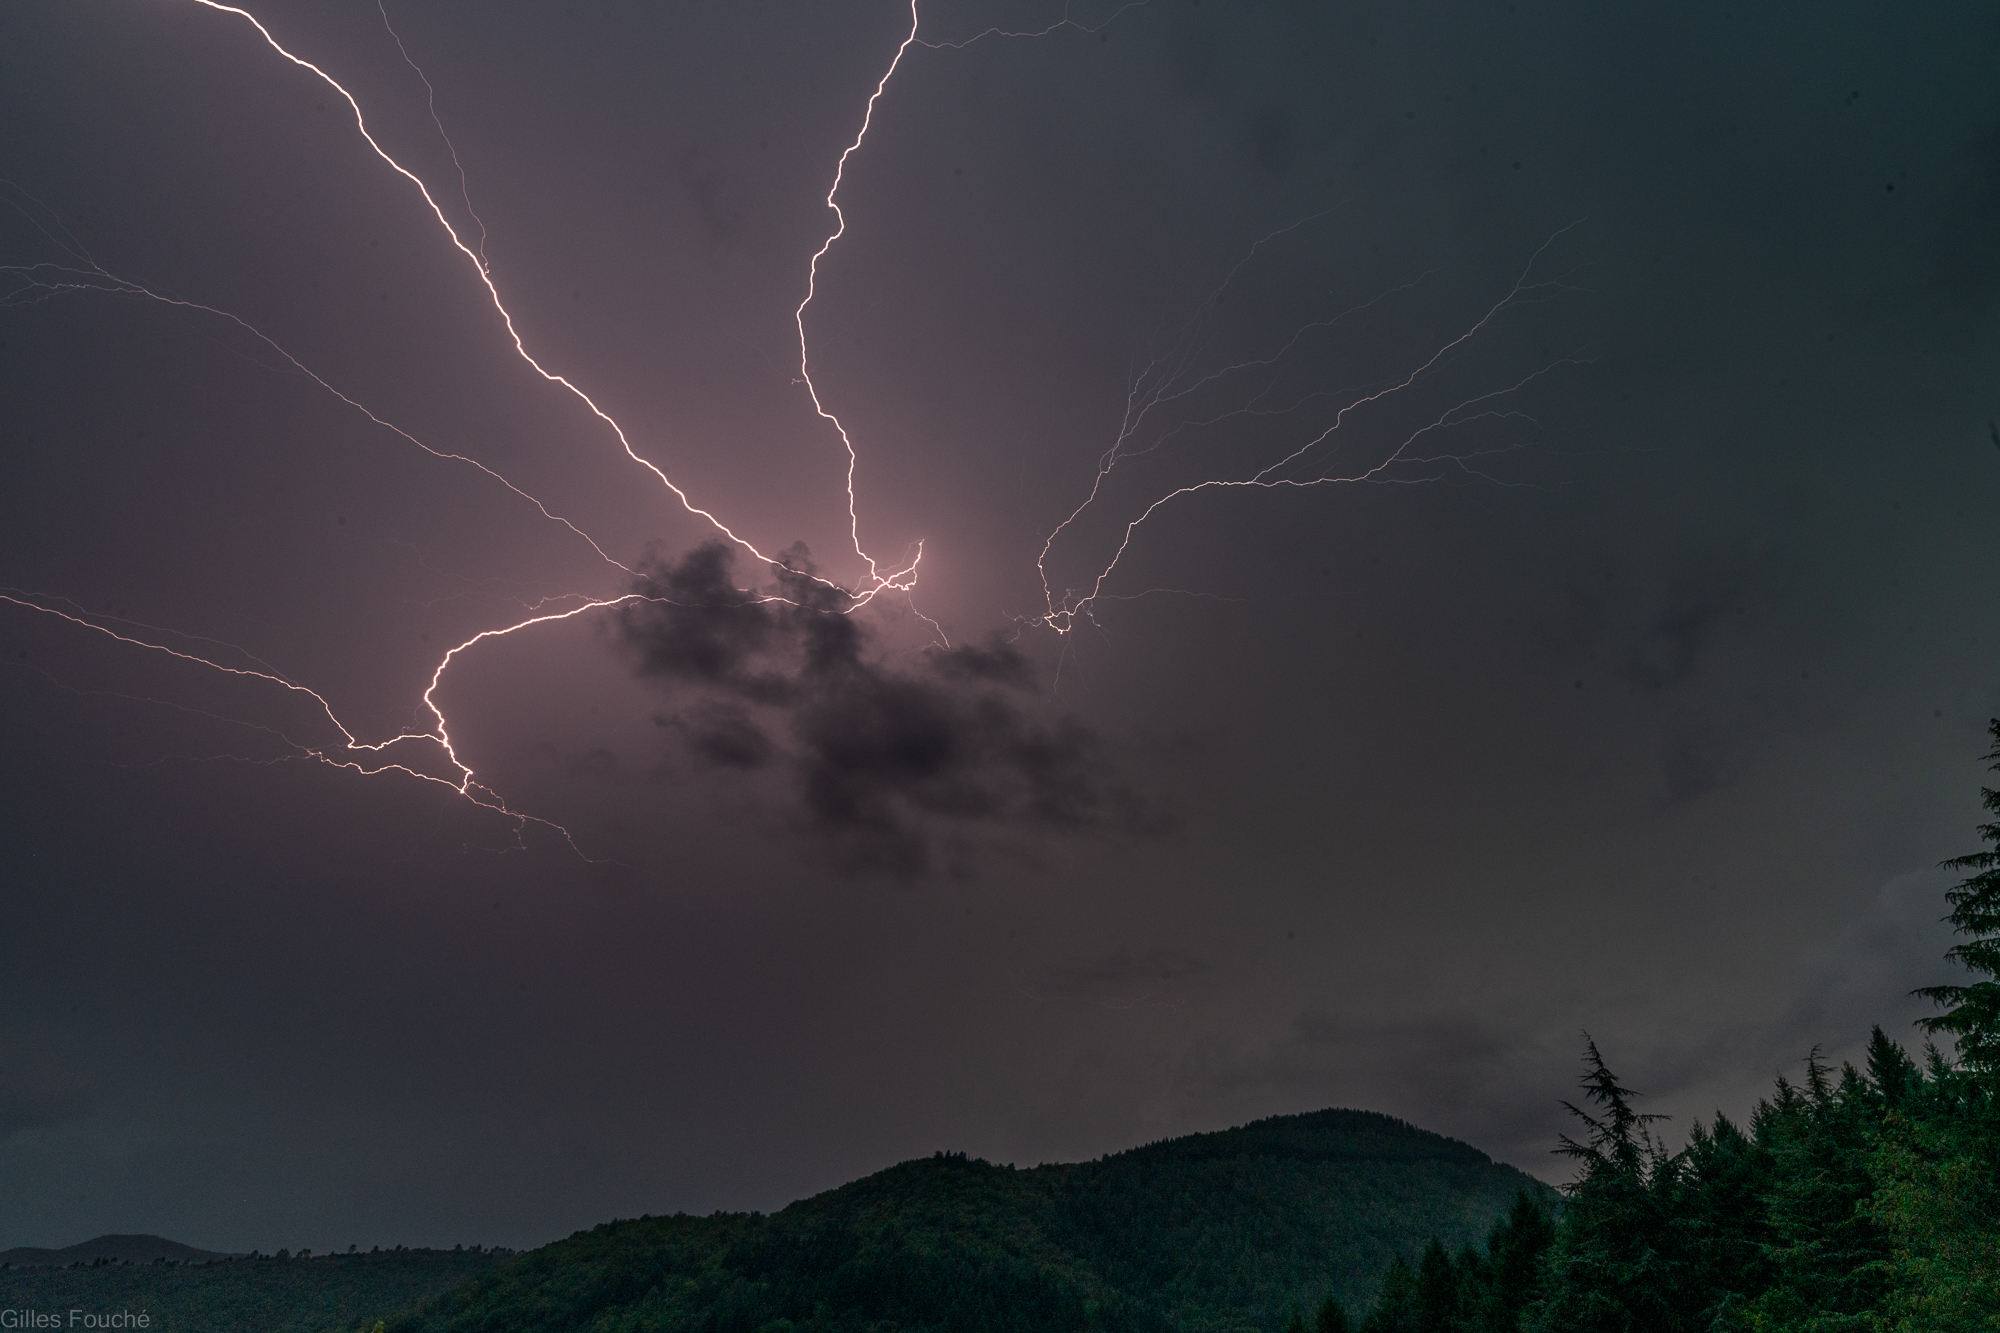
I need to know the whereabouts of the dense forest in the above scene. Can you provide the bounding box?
[1348,721,2000,1332]
[384,1111,1545,1333]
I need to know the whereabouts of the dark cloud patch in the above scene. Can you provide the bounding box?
[617,543,1161,874]
[1619,568,1752,694]
[925,637,1037,690]
[621,540,793,704]
[659,703,775,770]
[1767,867,1963,1064]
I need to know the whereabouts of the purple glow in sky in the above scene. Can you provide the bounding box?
[2,0,1997,1257]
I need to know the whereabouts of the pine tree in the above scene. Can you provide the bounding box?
[1362,1254,1420,1333]
[1868,720,2000,1328]
[1869,1103,2000,1331]
[1740,1053,1891,1329]
[1531,1039,1680,1332]
[1917,719,2000,1075]
[1315,1295,1354,1333]
[1477,1193,1553,1332]
[1413,1238,1467,1331]
[1658,1112,1773,1327]
[1864,1025,1921,1113]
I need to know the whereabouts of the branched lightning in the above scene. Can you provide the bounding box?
[375,0,490,272]
[1029,222,1584,634]
[916,0,1150,50]
[6,0,939,852]
[178,0,912,602]
[5,0,1569,855]
[793,1,923,589]
[0,249,634,575]
[0,587,652,854]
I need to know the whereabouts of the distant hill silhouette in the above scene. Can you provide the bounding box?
[0,1247,508,1333]
[392,1107,1554,1333]
[0,1233,240,1267]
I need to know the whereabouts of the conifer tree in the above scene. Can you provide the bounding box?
[1864,1025,1921,1113]
[1869,721,2000,1327]
[1361,1254,1420,1333]
[1532,1039,1680,1332]
[1917,719,2000,1075]
[1741,1053,1891,1327]
[1869,1097,2000,1331]
[1478,1193,1553,1332]
[1413,1238,1464,1331]
[1664,1111,1772,1323]
[1315,1295,1353,1333]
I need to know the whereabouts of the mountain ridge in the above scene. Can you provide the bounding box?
[391,1106,1552,1333]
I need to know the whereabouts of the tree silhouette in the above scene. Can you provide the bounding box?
[1918,719,2000,1077]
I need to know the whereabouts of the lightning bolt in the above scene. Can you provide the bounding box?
[1,587,636,854]
[175,0,922,603]
[1029,222,1584,635]
[5,0,1564,856]
[375,0,490,274]
[795,1,923,589]
[4,0,952,852]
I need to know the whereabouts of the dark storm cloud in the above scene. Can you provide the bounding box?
[1618,568,1753,694]
[666,703,776,769]
[618,542,1161,874]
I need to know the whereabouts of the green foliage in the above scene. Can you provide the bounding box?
[386,1111,1550,1333]
[1358,1035,1997,1333]
[1356,1194,1554,1333]
[1869,1105,2000,1331]
[1354,722,2000,1333]
[1478,1194,1555,1332]
[1737,1058,1892,1330]
[0,1248,506,1333]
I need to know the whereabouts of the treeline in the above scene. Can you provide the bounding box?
[385,1109,1546,1333]
[0,1247,510,1333]
[1340,721,2000,1332]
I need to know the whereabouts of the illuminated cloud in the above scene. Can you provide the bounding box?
[618,543,1164,874]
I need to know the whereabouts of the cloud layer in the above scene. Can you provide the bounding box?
[617,543,1160,874]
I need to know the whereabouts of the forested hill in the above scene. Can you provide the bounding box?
[389,1108,1551,1333]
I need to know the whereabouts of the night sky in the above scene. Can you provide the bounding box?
[3,0,1998,1255]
